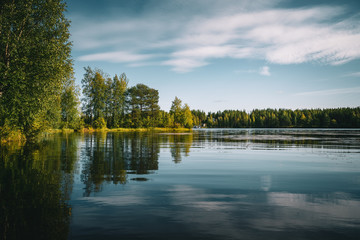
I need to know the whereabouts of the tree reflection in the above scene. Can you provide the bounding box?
[81,132,160,196]
[166,133,193,163]
[0,133,78,240]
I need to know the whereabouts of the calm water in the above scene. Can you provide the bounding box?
[1,129,360,240]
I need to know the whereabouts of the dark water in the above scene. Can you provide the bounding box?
[1,129,360,240]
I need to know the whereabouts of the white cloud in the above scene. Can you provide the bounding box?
[260,66,271,76]
[71,1,360,72]
[78,51,153,63]
[162,58,208,73]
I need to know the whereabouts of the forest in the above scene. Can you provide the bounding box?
[1,0,360,143]
[80,67,193,130]
[192,108,360,128]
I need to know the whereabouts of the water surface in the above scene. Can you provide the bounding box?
[1,129,360,239]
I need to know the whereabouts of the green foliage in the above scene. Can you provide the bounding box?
[110,73,128,127]
[193,107,360,128]
[82,67,128,128]
[0,0,73,140]
[157,111,174,128]
[81,67,108,124]
[170,97,193,128]
[170,96,183,127]
[94,117,107,129]
[61,74,81,129]
[125,84,160,128]
[192,110,206,127]
[0,119,25,143]
[183,104,193,128]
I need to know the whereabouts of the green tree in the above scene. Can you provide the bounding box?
[0,0,72,140]
[190,108,360,129]
[170,96,183,128]
[104,76,113,127]
[182,104,193,128]
[111,73,128,128]
[125,84,160,128]
[191,110,206,127]
[170,97,193,128]
[279,110,291,127]
[61,75,81,129]
[157,110,174,128]
[94,117,106,129]
[81,67,107,127]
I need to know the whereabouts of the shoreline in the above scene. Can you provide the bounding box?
[2,126,360,144]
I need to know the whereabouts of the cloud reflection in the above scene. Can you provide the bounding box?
[84,195,144,206]
[164,185,360,237]
[257,192,360,229]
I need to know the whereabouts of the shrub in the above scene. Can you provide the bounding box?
[94,117,107,129]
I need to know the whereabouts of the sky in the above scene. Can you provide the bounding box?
[66,0,360,112]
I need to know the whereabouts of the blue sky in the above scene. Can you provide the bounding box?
[66,0,360,112]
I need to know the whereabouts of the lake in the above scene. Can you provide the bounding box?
[1,129,360,240]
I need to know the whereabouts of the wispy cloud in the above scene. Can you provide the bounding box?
[295,87,360,96]
[236,66,270,76]
[234,69,257,74]
[162,58,208,73]
[344,72,360,77]
[260,66,271,76]
[78,51,153,63]
[71,1,360,72]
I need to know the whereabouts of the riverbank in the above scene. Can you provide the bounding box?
[76,127,192,133]
[0,127,193,144]
[0,128,25,144]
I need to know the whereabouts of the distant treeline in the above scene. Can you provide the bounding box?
[192,108,360,128]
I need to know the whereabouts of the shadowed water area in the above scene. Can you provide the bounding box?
[1,129,360,240]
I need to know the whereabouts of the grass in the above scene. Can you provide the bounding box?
[47,128,75,134]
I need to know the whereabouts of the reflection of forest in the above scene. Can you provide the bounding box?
[166,134,193,164]
[81,132,160,195]
[0,133,77,240]
[81,132,194,195]
[0,131,195,239]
